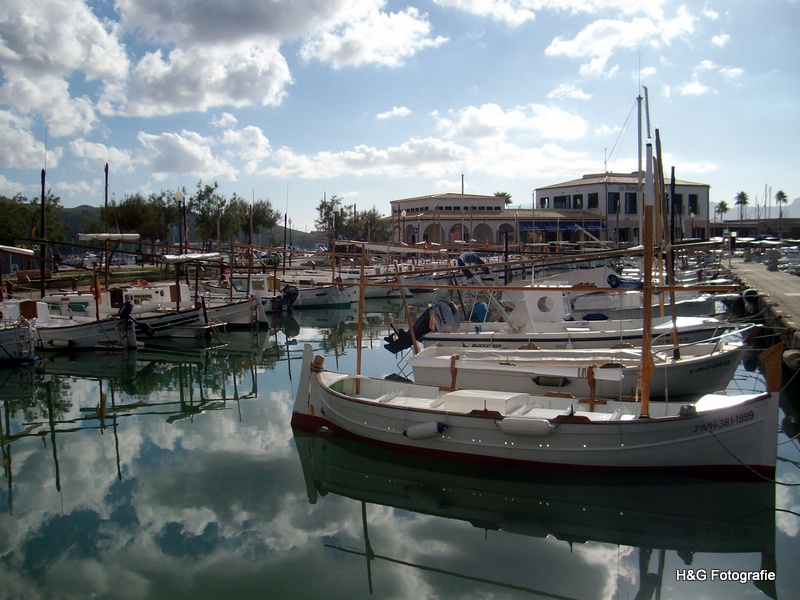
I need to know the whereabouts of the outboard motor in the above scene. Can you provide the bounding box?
[456,252,489,280]
[384,300,460,354]
[282,284,299,312]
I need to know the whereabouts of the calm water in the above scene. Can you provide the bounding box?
[1,304,799,600]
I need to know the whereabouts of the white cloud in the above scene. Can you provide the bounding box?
[435,103,587,141]
[265,137,472,179]
[545,6,695,78]
[211,113,239,129]
[137,130,236,180]
[221,126,272,175]
[68,139,135,174]
[711,33,730,47]
[300,6,447,68]
[0,1,128,136]
[719,66,743,79]
[679,74,710,96]
[101,43,292,118]
[433,0,536,26]
[547,83,592,101]
[376,106,412,120]
[0,110,63,169]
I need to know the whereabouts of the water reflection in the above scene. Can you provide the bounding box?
[294,430,777,599]
[0,313,798,599]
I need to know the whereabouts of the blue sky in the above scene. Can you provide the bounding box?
[1,0,798,231]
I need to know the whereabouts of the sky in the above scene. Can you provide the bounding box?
[1,0,799,232]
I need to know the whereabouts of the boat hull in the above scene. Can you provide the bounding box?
[292,345,778,479]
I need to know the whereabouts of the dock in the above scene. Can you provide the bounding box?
[727,257,800,350]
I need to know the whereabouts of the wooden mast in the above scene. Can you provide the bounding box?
[639,136,655,418]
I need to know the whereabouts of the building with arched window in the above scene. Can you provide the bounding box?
[388,173,711,247]
[535,172,710,244]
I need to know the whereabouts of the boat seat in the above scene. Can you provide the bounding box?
[376,390,402,403]
[438,389,528,414]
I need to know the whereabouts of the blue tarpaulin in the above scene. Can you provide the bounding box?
[519,220,606,232]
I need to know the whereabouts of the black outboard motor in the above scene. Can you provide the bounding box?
[456,252,489,279]
[384,300,460,353]
[282,284,299,312]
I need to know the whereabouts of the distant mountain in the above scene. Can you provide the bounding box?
[711,197,800,220]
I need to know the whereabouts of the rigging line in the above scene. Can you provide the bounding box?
[699,410,800,486]
[606,99,637,169]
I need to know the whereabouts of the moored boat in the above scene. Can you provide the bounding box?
[292,342,782,478]
[406,327,755,399]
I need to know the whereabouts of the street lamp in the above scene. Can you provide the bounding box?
[174,189,184,254]
[401,209,407,243]
[331,202,341,278]
[288,217,293,266]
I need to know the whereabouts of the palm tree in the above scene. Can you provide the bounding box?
[775,190,788,238]
[734,191,749,224]
[715,200,729,222]
[494,192,513,205]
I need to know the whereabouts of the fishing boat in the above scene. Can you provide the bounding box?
[0,298,136,351]
[292,341,781,478]
[406,326,754,399]
[384,292,737,352]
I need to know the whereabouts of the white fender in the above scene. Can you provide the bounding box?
[404,421,447,439]
[499,417,554,437]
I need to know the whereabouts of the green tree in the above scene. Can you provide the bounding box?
[189,181,226,247]
[775,190,788,238]
[353,207,389,242]
[734,191,749,222]
[714,200,729,221]
[315,195,344,236]
[495,191,513,205]
[250,198,281,244]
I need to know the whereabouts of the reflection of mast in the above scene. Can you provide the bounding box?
[326,535,582,600]
[45,378,62,493]
[1,398,13,515]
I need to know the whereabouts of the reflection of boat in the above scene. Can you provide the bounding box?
[292,342,782,478]
[294,430,777,598]
[292,307,356,329]
[36,350,139,381]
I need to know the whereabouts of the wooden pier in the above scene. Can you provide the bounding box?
[727,256,800,350]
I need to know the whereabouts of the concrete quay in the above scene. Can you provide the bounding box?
[726,257,800,351]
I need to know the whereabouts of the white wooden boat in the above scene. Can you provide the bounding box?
[407,327,754,399]
[385,284,738,352]
[291,284,352,309]
[198,274,286,316]
[292,342,782,478]
[0,299,136,351]
[42,286,215,339]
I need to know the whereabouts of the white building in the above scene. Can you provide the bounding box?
[535,172,710,244]
[388,172,710,247]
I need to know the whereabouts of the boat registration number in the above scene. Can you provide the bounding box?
[694,410,755,433]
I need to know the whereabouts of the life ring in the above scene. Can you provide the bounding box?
[132,279,151,287]
[607,273,621,288]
